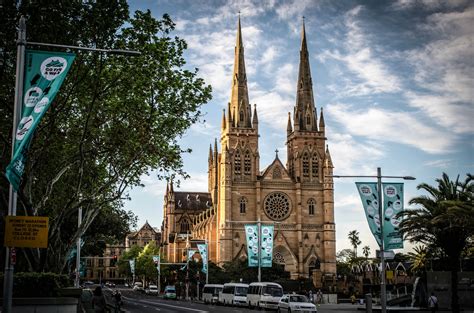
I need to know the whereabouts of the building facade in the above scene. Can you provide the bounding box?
[83,221,161,283]
[162,18,336,284]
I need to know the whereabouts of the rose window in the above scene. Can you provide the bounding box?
[264,192,291,221]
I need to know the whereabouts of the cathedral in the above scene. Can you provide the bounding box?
[161,18,335,286]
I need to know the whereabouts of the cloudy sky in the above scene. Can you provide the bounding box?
[125,0,474,256]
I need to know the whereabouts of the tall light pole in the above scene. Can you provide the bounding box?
[330,167,415,313]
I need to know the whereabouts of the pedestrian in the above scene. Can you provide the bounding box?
[350,294,356,305]
[316,289,323,306]
[92,286,106,313]
[309,290,313,303]
[428,292,438,313]
[113,290,122,313]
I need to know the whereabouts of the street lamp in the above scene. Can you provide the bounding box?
[329,167,415,313]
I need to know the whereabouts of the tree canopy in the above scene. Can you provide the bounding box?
[0,1,212,273]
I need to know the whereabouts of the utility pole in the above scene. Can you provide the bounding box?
[330,168,415,313]
[257,218,261,283]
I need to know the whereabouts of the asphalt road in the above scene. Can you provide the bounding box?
[113,286,364,313]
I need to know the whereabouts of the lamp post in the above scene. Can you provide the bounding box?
[329,167,415,313]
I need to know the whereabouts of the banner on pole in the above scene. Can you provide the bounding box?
[129,259,135,275]
[197,243,208,274]
[260,225,274,267]
[356,182,382,247]
[5,50,75,191]
[188,249,196,261]
[245,224,259,267]
[152,255,160,274]
[382,183,404,249]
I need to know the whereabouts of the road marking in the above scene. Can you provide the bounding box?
[129,299,209,312]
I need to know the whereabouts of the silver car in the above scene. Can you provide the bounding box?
[278,294,317,313]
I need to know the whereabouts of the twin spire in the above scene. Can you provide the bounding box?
[226,17,324,134]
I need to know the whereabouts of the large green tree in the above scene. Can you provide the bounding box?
[0,1,211,273]
[397,173,473,312]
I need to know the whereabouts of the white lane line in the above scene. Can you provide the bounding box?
[132,299,209,313]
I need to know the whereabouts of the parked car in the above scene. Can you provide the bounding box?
[146,284,159,295]
[105,281,115,288]
[84,281,94,286]
[163,285,177,299]
[133,282,144,292]
[278,294,317,313]
[247,282,283,310]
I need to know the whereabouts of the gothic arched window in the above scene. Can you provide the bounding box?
[240,197,247,214]
[180,220,189,233]
[302,153,310,178]
[234,150,241,175]
[312,155,319,179]
[240,110,244,122]
[306,114,311,126]
[308,199,315,215]
[244,150,251,175]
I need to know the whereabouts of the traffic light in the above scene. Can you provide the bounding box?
[111,255,118,266]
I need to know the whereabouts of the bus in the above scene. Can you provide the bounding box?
[218,283,249,306]
[202,284,223,304]
[247,282,283,310]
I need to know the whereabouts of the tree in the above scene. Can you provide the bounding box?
[348,230,361,257]
[0,2,212,273]
[362,245,370,259]
[397,173,473,313]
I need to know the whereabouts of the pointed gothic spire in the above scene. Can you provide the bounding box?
[208,144,213,162]
[325,144,333,168]
[221,109,226,130]
[287,112,292,135]
[169,180,174,193]
[294,18,317,131]
[230,15,251,128]
[165,182,169,195]
[319,107,325,133]
[252,103,258,129]
[214,138,218,159]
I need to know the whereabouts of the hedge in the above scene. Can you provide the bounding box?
[0,272,73,297]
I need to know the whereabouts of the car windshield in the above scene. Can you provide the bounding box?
[149,286,157,289]
[165,287,176,292]
[290,295,309,303]
[235,287,248,296]
[263,286,283,297]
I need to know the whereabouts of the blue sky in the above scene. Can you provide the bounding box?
[124,0,474,257]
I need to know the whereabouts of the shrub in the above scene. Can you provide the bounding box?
[0,272,72,297]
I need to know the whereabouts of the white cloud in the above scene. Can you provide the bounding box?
[423,159,454,169]
[404,7,474,134]
[327,103,454,154]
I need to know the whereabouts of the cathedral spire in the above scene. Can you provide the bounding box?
[230,15,251,128]
[294,18,317,131]
[287,112,292,135]
[252,103,258,129]
[221,109,226,131]
[208,143,213,162]
[319,107,325,133]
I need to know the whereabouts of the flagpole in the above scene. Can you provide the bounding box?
[257,218,261,283]
[2,16,26,313]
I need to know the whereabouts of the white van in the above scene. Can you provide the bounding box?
[218,283,249,306]
[202,284,223,304]
[247,282,283,310]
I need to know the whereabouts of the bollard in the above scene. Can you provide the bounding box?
[365,294,372,313]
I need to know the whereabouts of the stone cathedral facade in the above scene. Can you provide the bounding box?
[162,18,336,285]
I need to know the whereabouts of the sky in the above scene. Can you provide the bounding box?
[124,0,474,257]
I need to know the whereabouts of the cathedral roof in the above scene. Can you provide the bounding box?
[174,192,213,211]
[261,151,292,181]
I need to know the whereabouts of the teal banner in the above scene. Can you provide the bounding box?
[152,255,160,274]
[382,183,404,249]
[129,259,135,275]
[197,243,208,274]
[245,224,259,267]
[260,225,274,267]
[188,249,196,261]
[5,50,75,191]
[356,182,382,247]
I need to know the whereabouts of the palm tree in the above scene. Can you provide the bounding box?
[407,245,429,277]
[362,245,370,259]
[397,173,473,313]
[348,230,362,257]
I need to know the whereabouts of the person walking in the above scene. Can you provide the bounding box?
[316,289,323,306]
[92,286,106,313]
[428,292,438,313]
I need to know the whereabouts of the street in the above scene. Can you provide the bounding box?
[111,286,364,313]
